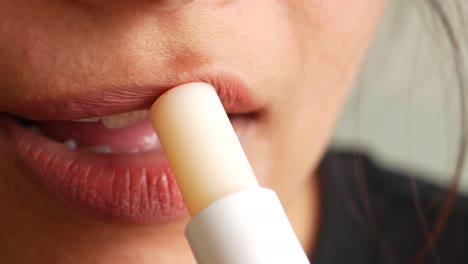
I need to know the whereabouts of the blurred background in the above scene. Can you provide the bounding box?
[331,0,468,193]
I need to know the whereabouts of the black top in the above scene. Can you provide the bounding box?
[312,151,468,264]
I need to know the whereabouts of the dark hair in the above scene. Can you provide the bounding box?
[352,1,467,263]
[412,1,467,263]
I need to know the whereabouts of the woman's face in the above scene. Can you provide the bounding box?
[0,1,385,263]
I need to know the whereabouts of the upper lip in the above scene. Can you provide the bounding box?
[4,73,262,121]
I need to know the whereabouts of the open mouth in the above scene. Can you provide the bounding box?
[1,107,256,224]
[5,109,246,154]
[8,110,162,154]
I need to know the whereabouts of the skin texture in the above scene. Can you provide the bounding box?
[0,0,386,263]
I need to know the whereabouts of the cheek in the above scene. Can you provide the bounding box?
[310,0,387,65]
[254,0,386,194]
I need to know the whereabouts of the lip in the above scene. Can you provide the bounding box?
[0,74,260,224]
[7,74,262,121]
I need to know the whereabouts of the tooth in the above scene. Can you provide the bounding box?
[101,110,149,129]
[73,117,101,122]
[64,139,77,150]
[129,148,141,153]
[83,145,113,153]
[142,145,158,152]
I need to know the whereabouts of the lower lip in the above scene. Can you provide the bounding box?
[0,115,247,224]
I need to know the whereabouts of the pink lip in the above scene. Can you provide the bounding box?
[1,74,260,223]
[7,74,260,120]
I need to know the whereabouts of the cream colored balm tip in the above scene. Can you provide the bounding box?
[150,82,259,216]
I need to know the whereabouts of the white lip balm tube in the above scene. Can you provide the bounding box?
[151,82,310,264]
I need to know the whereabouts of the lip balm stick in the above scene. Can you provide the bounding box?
[151,82,310,264]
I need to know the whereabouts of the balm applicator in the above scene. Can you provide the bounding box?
[151,82,310,264]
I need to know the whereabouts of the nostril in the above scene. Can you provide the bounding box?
[75,0,194,11]
[155,0,194,10]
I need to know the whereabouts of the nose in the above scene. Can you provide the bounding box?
[154,0,194,10]
[76,0,194,11]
